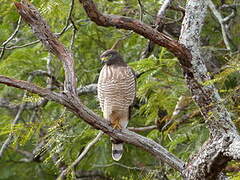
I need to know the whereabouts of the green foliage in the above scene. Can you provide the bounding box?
[0,0,240,179]
[130,49,186,125]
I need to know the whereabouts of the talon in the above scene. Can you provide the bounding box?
[113,122,122,129]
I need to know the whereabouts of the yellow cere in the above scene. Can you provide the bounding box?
[101,56,108,61]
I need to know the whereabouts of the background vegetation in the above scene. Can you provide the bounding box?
[0,0,239,179]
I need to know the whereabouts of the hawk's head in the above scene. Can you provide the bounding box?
[100,50,125,66]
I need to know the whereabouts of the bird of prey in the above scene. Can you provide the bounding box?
[97,49,136,161]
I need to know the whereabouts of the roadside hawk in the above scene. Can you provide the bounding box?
[97,49,136,161]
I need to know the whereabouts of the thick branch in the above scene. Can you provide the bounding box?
[0,75,185,173]
[79,0,190,62]
[179,0,239,178]
[15,0,76,95]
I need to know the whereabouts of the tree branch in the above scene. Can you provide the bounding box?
[0,74,185,173]
[179,0,240,178]
[206,0,234,51]
[156,0,172,25]
[0,75,33,158]
[79,0,190,62]
[0,16,22,59]
[0,98,18,109]
[77,83,97,95]
[15,0,77,95]
[128,125,157,132]
[141,0,173,59]
[57,131,104,179]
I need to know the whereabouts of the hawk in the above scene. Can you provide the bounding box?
[97,49,136,161]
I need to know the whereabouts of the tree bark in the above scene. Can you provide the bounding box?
[0,0,185,174]
[179,0,239,179]
[0,0,239,179]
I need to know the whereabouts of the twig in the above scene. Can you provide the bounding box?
[128,125,157,132]
[77,83,97,95]
[94,162,157,172]
[57,131,103,179]
[0,98,18,109]
[0,75,32,158]
[75,170,112,180]
[0,16,22,59]
[141,0,173,59]
[110,31,132,50]
[0,19,88,51]
[206,0,234,51]
[156,0,172,25]
[58,0,76,36]
[0,40,40,50]
[29,70,63,88]
[137,0,144,22]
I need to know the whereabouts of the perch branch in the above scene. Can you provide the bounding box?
[0,75,185,172]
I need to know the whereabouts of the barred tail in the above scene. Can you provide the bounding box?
[112,143,123,161]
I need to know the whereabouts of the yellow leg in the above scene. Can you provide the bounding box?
[110,111,122,129]
[112,120,122,129]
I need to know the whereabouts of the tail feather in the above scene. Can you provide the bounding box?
[112,143,123,161]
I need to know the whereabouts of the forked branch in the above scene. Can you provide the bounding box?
[0,0,186,174]
[15,0,76,95]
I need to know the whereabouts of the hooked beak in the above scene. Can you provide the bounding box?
[100,56,108,62]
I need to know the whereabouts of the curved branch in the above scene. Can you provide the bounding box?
[0,75,185,173]
[207,0,234,51]
[0,16,22,59]
[15,0,76,95]
[79,0,190,63]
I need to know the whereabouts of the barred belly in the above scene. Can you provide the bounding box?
[97,64,135,111]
